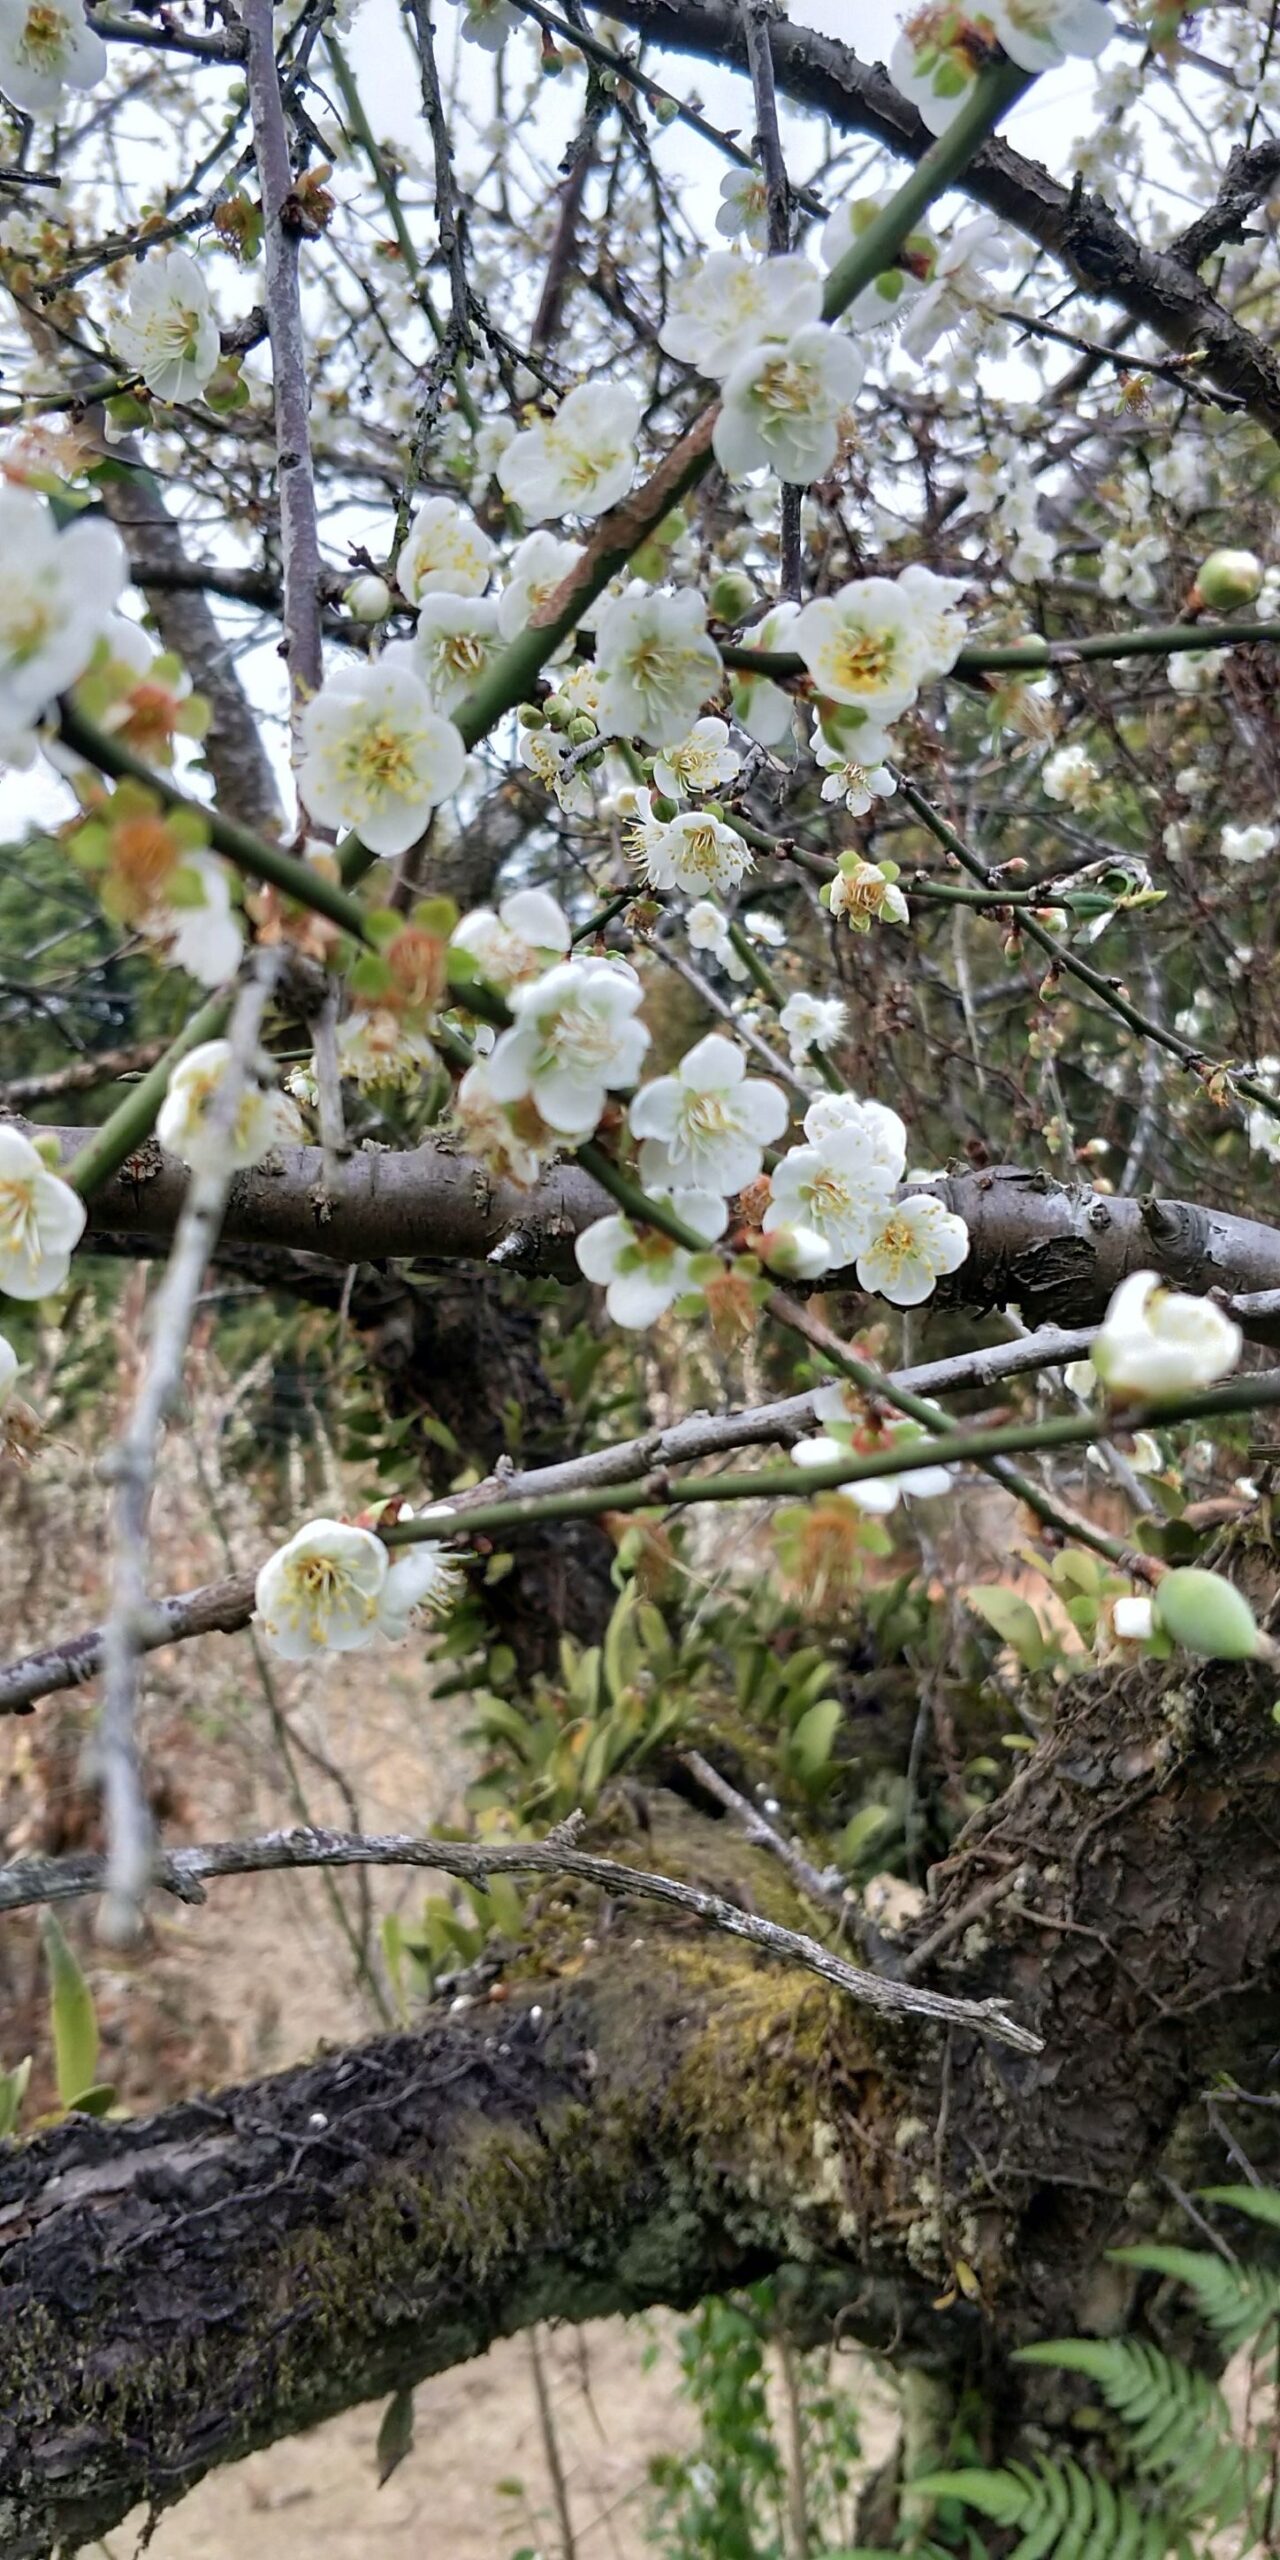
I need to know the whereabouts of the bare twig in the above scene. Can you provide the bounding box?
[0,1822,1044,2051]
[242,0,324,733]
[680,1747,845,1912]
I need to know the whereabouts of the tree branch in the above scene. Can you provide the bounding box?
[243,0,324,730]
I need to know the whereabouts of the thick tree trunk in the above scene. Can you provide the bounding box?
[2,1657,1279,2554]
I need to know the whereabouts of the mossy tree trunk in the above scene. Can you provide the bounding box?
[2,1659,1279,2555]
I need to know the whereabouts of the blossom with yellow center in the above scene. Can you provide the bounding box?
[855,1194,969,1308]
[793,578,929,718]
[255,1520,389,1660]
[0,0,104,113]
[826,855,910,933]
[714,322,864,487]
[498,381,640,524]
[0,1128,86,1302]
[298,657,466,858]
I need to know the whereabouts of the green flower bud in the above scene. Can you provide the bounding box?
[650,794,679,823]
[566,715,597,746]
[1153,1567,1260,1661]
[1196,549,1264,611]
[343,573,392,622]
[653,93,679,125]
[518,703,546,729]
[708,568,757,623]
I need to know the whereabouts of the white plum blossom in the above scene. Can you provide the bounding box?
[765,1123,897,1264]
[792,578,928,720]
[814,729,896,817]
[1221,822,1276,865]
[0,488,126,737]
[0,0,104,114]
[336,1011,439,1092]
[779,992,847,1065]
[827,853,910,932]
[898,220,1009,359]
[714,324,864,487]
[157,1040,302,1175]
[518,724,596,817]
[1092,1270,1241,1401]
[594,588,723,748]
[397,496,495,603]
[820,194,931,331]
[0,1127,86,1301]
[452,1058,557,1188]
[1112,1594,1155,1643]
[1043,743,1099,808]
[640,809,752,899]
[897,563,970,676]
[255,1520,389,1660]
[715,166,769,250]
[575,1190,727,1328]
[155,850,245,989]
[497,529,583,638]
[652,717,741,801]
[988,0,1115,74]
[297,659,466,857]
[451,887,571,993]
[889,5,995,136]
[447,0,520,43]
[729,601,801,746]
[116,251,219,404]
[376,1537,462,1638]
[803,1091,908,1177]
[486,958,649,1137]
[410,595,504,713]
[687,899,748,981]
[498,382,640,522]
[658,251,822,380]
[630,1033,787,1196]
[855,1194,970,1307]
[0,1331,17,1409]
[793,1419,954,1513]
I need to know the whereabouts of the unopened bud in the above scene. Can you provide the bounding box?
[344,573,391,621]
[518,702,545,729]
[653,92,679,124]
[708,568,757,622]
[1154,1566,1262,1661]
[756,1223,834,1282]
[566,715,597,746]
[650,793,679,823]
[1195,548,1264,611]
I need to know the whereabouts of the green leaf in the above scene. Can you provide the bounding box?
[788,1696,843,1782]
[42,1911,99,2111]
[967,1586,1047,1670]
[1199,2184,1280,2232]
[0,2057,31,2140]
[376,2385,415,2486]
[909,2470,1030,2525]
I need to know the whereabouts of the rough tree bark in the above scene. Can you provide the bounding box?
[2,1649,1279,2555]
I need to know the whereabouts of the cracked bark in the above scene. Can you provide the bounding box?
[2,1659,1279,2555]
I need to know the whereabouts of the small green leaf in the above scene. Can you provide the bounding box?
[0,2057,31,2140]
[42,1911,99,2112]
[789,1696,843,1781]
[376,2385,415,2486]
[967,1586,1047,1670]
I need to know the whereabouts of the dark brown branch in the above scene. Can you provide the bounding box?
[603,0,1280,439]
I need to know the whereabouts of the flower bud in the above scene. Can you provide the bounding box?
[650,794,679,823]
[653,93,680,125]
[708,568,757,623]
[344,573,392,622]
[1153,1566,1260,1661]
[1195,548,1264,611]
[756,1223,834,1282]
[1112,1594,1153,1642]
[566,715,597,746]
[518,703,545,729]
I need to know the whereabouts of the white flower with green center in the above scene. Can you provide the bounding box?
[630,1032,788,1197]
[594,588,724,749]
[729,601,800,747]
[409,596,503,715]
[157,1039,302,1176]
[779,993,848,1066]
[714,323,864,487]
[988,0,1114,72]
[889,3,998,137]
[765,1126,896,1263]
[659,251,822,381]
[792,577,929,718]
[855,1194,969,1307]
[451,887,571,994]
[641,810,751,899]
[1092,1270,1241,1402]
[398,496,495,604]
[0,1128,85,1302]
[376,1537,463,1639]
[497,529,583,638]
[335,1010,439,1093]
[0,487,126,734]
[575,1189,727,1328]
[826,854,910,932]
[0,0,103,113]
[652,716,742,801]
[255,1519,389,1660]
[813,727,896,817]
[897,563,970,676]
[116,250,219,404]
[486,957,650,1137]
[498,381,640,523]
[298,659,466,857]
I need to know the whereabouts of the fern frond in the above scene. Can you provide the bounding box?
[1016,2336,1261,2533]
[911,2458,1174,2560]
[1200,2186,1280,2235]
[1110,2243,1280,2355]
